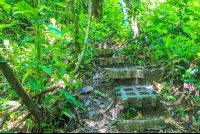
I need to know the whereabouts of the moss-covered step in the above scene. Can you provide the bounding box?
[117,118,165,132]
[107,67,144,79]
[99,56,124,68]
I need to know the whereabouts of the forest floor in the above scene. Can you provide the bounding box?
[1,43,200,133]
[61,65,200,133]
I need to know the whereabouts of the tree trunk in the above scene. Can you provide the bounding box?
[72,0,93,76]
[69,0,80,61]
[0,55,42,123]
[92,0,103,23]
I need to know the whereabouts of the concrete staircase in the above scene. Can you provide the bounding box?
[91,39,166,132]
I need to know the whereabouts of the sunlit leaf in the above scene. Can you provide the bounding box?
[28,77,40,90]
[26,119,33,131]
[166,95,176,101]
[61,78,73,89]
[179,109,184,117]
[45,95,53,103]
[15,1,39,20]
[182,27,191,34]
[194,83,200,88]
[49,28,60,36]
[23,69,37,85]
[42,66,52,75]
[62,108,72,120]
[58,90,86,111]
[184,79,196,82]
[74,83,79,89]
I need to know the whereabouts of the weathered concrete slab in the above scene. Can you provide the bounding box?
[99,56,124,68]
[117,118,165,132]
[108,67,144,79]
[115,86,160,108]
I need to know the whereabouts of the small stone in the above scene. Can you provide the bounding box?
[85,99,92,107]
[80,86,94,93]
[180,117,185,122]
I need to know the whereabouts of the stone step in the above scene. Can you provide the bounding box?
[99,56,124,68]
[107,67,144,79]
[94,48,114,57]
[115,85,160,108]
[117,118,165,132]
[91,38,115,48]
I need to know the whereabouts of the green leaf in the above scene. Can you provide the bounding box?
[28,77,40,90]
[42,66,52,75]
[22,36,34,44]
[53,2,65,7]
[61,78,73,89]
[138,61,143,64]
[49,28,60,36]
[86,71,93,74]
[84,60,90,64]
[108,118,120,127]
[179,109,184,117]
[126,109,130,118]
[183,27,191,34]
[22,69,37,85]
[161,90,167,96]
[26,119,33,131]
[198,119,200,123]
[166,95,176,101]
[191,68,198,75]
[0,131,14,133]
[162,30,168,33]
[129,107,136,112]
[194,83,200,88]
[184,79,196,82]
[45,95,53,103]
[15,1,39,20]
[74,83,79,89]
[191,33,197,39]
[62,108,72,120]
[42,123,50,128]
[195,96,200,101]
[0,82,9,86]
[43,49,50,54]
[59,90,86,111]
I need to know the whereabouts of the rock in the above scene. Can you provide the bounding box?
[89,110,96,118]
[85,99,92,107]
[80,86,94,94]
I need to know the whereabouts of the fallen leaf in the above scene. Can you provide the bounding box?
[153,81,164,93]
[164,117,185,132]
[73,127,83,133]
[180,117,185,122]
[98,126,108,133]
[84,119,96,128]
[137,111,143,118]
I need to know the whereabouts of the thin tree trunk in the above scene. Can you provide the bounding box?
[92,0,103,23]
[70,0,80,60]
[0,55,42,124]
[72,0,93,76]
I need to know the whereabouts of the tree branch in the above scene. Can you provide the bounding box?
[72,0,93,76]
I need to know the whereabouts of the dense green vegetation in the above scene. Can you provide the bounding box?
[0,0,200,133]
